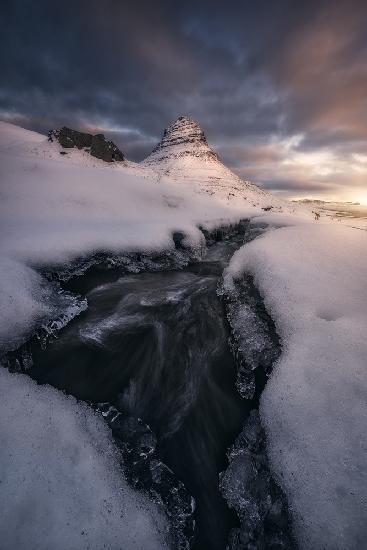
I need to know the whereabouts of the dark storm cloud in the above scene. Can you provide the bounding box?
[1,0,366,199]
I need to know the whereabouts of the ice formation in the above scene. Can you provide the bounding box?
[220,411,293,549]
[224,224,367,549]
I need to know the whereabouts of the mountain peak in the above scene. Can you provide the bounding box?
[143,116,218,164]
[138,116,271,207]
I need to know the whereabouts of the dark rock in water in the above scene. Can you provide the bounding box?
[97,403,195,550]
[48,127,124,162]
[220,411,295,550]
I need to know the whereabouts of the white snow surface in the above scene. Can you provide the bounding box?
[294,199,367,230]
[0,367,168,550]
[224,224,367,549]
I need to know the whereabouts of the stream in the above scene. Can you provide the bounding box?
[21,226,294,550]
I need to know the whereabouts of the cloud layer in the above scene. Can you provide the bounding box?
[1,0,366,201]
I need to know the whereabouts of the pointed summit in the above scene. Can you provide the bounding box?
[141,115,272,207]
[143,116,218,164]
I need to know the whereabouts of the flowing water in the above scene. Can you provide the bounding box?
[29,236,255,549]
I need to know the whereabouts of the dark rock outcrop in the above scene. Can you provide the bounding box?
[48,127,124,162]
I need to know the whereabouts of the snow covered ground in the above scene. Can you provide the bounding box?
[224,224,367,549]
[293,199,367,231]
[0,368,168,550]
[1,119,366,549]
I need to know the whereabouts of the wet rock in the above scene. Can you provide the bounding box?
[48,127,124,162]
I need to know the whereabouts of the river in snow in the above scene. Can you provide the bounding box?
[23,227,293,550]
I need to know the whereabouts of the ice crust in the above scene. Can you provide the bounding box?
[220,411,293,549]
[98,403,195,549]
[224,224,367,549]
[221,274,280,399]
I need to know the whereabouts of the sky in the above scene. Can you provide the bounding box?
[1,0,366,202]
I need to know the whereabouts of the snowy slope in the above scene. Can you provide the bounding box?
[141,116,277,208]
[224,224,367,549]
[0,120,125,168]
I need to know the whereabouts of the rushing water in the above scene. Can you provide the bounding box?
[28,237,253,549]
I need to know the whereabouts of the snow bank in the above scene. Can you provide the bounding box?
[224,224,367,549]
[0,367,168,550]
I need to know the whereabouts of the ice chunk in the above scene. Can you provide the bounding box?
[0,257,87,357]
[221,274,280,399]
[220,411,293,549]
[98,403,195,549]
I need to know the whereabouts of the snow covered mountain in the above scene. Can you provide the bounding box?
[141,116,273,207]
[143,115,219,163]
